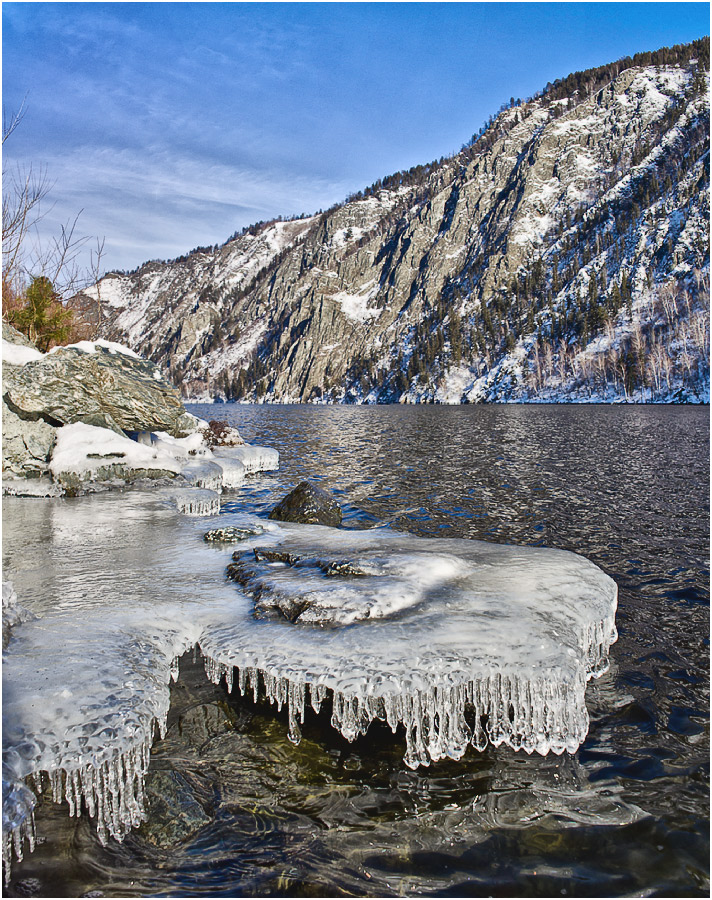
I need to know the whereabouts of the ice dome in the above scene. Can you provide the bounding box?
[2,492,617,879]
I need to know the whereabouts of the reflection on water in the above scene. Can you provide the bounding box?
[5,405,709,897]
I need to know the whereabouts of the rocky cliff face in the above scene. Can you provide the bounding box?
[76,47,710,403]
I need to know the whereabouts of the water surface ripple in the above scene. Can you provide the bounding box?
[5,404,709,898]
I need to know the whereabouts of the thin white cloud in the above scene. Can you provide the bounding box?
[21,143,353,274]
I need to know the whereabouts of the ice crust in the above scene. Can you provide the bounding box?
[44,423,276,506]
[211,444,279,474]
[2,495,617,880]
[161,487,222,516]
[50,423,185,480]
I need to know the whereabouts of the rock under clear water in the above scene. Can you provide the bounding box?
[2,493,617,882]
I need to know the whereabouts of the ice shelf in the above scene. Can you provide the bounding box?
[161,487,222,516]
[2,495,617,881]
[211,444,279,474]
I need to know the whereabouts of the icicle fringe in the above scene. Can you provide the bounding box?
[201,612,616,770]
[3,608,615,885]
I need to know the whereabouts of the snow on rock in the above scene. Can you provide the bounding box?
[49,422,185,484]
[2,493,618,876]
[1,341,44,367]
[46,423,277,498]
[48,339,140,358]
[330,279,381,323]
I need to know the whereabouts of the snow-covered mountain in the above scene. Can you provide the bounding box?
[74,40,710,403]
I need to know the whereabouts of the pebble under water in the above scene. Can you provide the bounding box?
[4,404,709,898]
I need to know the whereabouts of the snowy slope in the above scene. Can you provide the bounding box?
[74,48,710,404]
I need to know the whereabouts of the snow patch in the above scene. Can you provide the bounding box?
[331,280,380,323]
[2,341,44,366]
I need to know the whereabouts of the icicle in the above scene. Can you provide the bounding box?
[309,682,327,714]
[170,656,180,682]
[287,681,304,744]
[248,667,259,703]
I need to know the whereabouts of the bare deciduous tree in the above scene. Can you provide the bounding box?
[2,102,105,319]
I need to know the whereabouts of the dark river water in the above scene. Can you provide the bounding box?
[5,404,709,898]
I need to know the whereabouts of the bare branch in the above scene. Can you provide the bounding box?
[2,94,28,145]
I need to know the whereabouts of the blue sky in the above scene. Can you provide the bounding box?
[3,2,709,275]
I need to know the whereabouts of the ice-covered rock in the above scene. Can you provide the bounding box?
[211,456,246,489]
[212,444,279,474]
[1,476,63,498]
[179,459,224,492]
[161,487,221,516]
[204,524,266,543]
[2,495,617,878]
[4,341,197,437]
[268,480,342,527]
[49,422,184,491]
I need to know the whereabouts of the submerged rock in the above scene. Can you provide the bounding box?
[4,342,197,437]
[269,481,342,527]
[139,770,210,848]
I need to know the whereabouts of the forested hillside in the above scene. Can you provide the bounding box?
[75,38,710,403]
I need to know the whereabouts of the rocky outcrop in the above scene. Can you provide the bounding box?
[2,399,57,477]
[4,343,197,436]
[200,419,245,447]
[2,327,57,477]
[77,48,710,404]
[268,481,342,527]
[2,328,200,488]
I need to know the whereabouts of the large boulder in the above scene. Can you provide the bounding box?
[268,481,342,527]
[3,327,57,476]
[4,342,197,437]
[2,399,57,476]
[3,322,41,350]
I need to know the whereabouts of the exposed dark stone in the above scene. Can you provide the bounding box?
[202,419,244,447]
[268,481,342,527]
[204,524,265,543]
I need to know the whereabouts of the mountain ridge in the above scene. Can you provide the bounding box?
[73,38,710,404]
